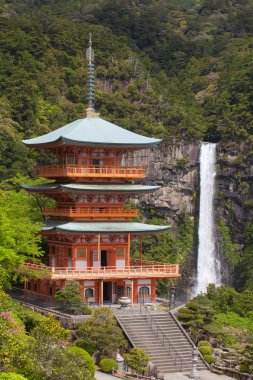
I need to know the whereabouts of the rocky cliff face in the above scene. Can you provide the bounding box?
[140,141,201,223]
[137,140,252,289]
[216,141,253,244]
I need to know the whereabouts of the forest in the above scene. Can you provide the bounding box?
[0,0,253,377]
[0,0,252,289]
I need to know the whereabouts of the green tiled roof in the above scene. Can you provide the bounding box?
[22,117,161,148]
[41,221,169,234]
[22,183,160,193]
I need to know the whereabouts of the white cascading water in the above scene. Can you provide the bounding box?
[195,142,220,294]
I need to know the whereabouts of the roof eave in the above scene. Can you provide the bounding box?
[22,136,162,149]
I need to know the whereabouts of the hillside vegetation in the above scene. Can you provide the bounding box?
[0,0,253,180]
[0,0,253,291]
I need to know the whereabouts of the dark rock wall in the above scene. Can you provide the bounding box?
[140,141,201,223]
[137,140,252,289]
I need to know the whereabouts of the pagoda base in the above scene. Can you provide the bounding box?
[25,277,157,306]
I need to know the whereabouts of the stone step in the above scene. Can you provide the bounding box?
[116,312,207,374]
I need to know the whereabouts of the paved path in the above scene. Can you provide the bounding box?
[164,370,234,380]
[96,371,118,380]
[96,370,234,380]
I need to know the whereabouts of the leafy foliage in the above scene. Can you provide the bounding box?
[0,0,252,182]
[99,358,118,374]
[0,374,28,380]
[75,307,128,359]
[124,348,151,375]
[55,281,92,315]
[178,285,253,348]
[0,190,42,287]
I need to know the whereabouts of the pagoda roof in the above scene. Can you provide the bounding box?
[41,221,169,234]
[22,183,160,194]
[22,117,161,148]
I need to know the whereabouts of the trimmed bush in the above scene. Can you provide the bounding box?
[68,346,95,376]
[204,354,216,364]
[0,374,28,380]
[199,346,213,356]
[99,358,118,374]
[198,340,212,348]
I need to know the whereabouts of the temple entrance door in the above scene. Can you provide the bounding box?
[103,282,112,303]
[101,250,108,267]
[117,286,124,299]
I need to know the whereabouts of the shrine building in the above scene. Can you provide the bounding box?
[21,35,180,306]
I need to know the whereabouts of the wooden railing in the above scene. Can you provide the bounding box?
[42,207,138,219]
[22,262,180,280]
[37,164,146,179]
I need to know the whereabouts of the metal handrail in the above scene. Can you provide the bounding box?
[144,308,183,371]
[169,311,210,370]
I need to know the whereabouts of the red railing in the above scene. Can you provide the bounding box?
[22,262,180,280]
[42,207,138,219]
[37,164,146,179]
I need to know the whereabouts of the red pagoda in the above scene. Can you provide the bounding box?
[22,35,180,306]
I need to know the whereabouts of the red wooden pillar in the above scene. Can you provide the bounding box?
[130,279,134,307]
[97,233,101,268]
[127,233,131,267]
[151,279,156,302]
[100,279,103,306]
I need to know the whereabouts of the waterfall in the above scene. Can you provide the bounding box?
[195,142,220,295]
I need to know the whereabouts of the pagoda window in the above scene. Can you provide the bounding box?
[139,286,150,295]
[85,288,94,298]
[67,248,72,257]
[77,248,87,258]
[115,247,125,256]
[125,287,131,296]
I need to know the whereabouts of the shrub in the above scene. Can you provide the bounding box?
[99,358,118,373]
[0,374,28,380]
[124,348,151,374]
[240,363,250,373]
[68,346,95,376]
[204,354,216,364]
[199,346,213,356]
[198,340,212,348]
[17,308,47,332]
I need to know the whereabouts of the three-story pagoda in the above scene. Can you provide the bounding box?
[22,35,180,305]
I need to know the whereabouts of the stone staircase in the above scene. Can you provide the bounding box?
[115,310,207,376]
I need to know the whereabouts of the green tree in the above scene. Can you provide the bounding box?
[49,347,95,380]
[55,281,92,315]
[75,307,128,358]
[124,348,151,375]
[0,190,42,287]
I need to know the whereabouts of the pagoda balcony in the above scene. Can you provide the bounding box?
[21,261,180,280]
[42,207,138,219]
[37,164,146,179]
